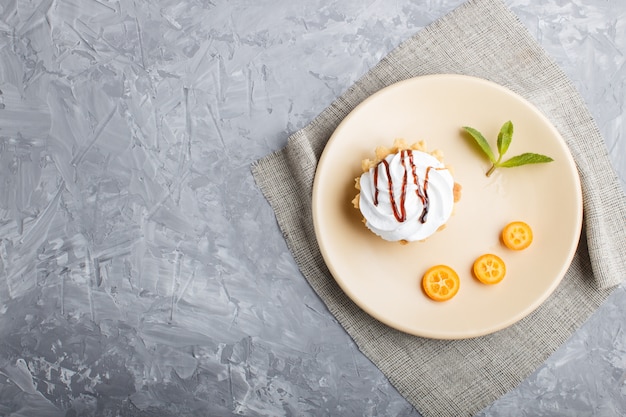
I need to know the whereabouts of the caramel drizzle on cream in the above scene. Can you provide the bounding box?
[373,150,445,224]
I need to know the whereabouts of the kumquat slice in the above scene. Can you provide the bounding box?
[422,265,460,302]
[473,254,506,285]
[501,221,533,250]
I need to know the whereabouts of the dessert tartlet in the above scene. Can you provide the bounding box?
[352,139,461,244]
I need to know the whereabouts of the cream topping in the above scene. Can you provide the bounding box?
[358,149,454,242]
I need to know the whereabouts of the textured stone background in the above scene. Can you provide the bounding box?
[0,0,624,416]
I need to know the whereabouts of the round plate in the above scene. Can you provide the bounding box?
[312,74,583,339]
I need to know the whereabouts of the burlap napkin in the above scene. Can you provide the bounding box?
[251,0,626,415]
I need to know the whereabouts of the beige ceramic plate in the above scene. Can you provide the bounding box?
[312,74,582,339]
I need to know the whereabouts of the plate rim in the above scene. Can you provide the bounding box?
[312,73,583,339]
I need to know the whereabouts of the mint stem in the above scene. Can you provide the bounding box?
[486,164,497,177]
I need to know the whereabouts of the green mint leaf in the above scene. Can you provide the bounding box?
[463,122,553,177]
[462,126,497,163]
[496,120,513,159]
[499,152,554,168]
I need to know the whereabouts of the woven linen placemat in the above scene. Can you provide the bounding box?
[252,0,626,415]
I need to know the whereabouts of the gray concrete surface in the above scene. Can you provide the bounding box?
[0,0,624,416]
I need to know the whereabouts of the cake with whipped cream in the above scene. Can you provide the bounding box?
[352,139,461,244]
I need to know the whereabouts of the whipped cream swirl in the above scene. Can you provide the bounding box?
[358,150,454,242]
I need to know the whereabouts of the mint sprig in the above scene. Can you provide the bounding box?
[462,121,554,177]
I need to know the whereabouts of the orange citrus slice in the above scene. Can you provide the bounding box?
[422,265,460,301]
[473,254,506,285]
[502,221,533,250]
